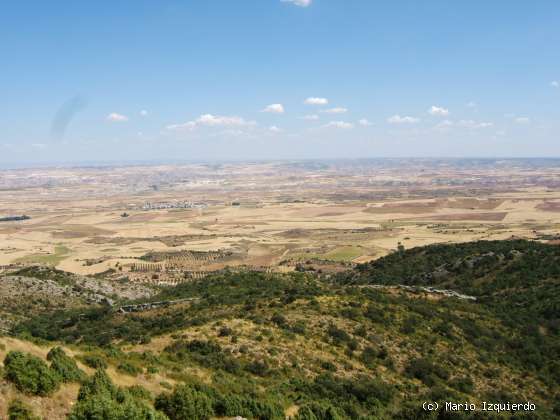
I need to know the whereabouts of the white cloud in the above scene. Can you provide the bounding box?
[466,101,477,109]
[304,97,328,105]
[387,115,420,124]
[166,122,194,131]
[457,120,493,129]
[515,117,530,124]
[282,0,312,7]
[262,103,285,114]
[551,81,559,88]
[139,110,148,117]
[322,107,348,114]
[302,114,319,121]
[107,113,128,122]
[323,121,354,129]
[269,125,282,133]
[166,114,256,131]
[358,119,372,126]
[435,119,493,130]
[196,114,254,127]
[428,105,449,116]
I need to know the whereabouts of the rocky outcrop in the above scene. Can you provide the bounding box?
[358,284,477,301]
[117,298,199,314]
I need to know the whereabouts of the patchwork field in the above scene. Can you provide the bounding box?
[1,159,560,283]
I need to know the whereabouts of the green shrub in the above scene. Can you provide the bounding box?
[72,369,164,419]
[363,305,386,324]
[405,358,449,386]
[290,320,306,335]
[117,361,143,376]
[160,381,172,389]
[47,347,86,383]
[70,394,166,420]
[238,397,285,419]
[326,324,350,344]
[433,322,454,339]
[155,385,214,420]
[340,307,361,321]
[271,313,288,327]
[428,384,459,402]
[82,355,108,370]
[147,365,160,374]
[346,339,358,352]
[77,369,117,401]
[128,384,152,401]
[218,326,233,337]
[214,393,284,419]
[3,351,60,396]
[214,393,248,417]
[360,346,378,367]
[7,399,39,420]
[450,376,474,394]
[320,360,337,372]
[245,359,271,376]
[164,339,241,373]
[46,346,66,361]
[294,401,345,420]
[400,316,418,334]
[352,325,366,338]
[296,372,394,415]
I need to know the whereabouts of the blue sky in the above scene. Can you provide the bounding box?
[1,0,559,164]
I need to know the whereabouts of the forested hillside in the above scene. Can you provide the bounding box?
[1,240,559,419]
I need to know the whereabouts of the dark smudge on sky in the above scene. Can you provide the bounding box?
[50,95,88,141]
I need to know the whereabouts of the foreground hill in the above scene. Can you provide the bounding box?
[1,239,559,419]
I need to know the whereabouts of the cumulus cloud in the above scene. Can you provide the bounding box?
[358,119,372,126]
[322,107,348,114]
[261,104,285,114]
[107,113,128,122]
[515,117,530,124]
[457,120,493,129]
[387,115,420,124]
[551,81,559,88]
[140,110,148,116]
[269,125,282,133]
[428,105,449,116]
[323,121,354,129]
[302,114,319,121]
[304,97,328,105]
[282,0,312,7]
[434,119,493,130]
[166,114,256,131]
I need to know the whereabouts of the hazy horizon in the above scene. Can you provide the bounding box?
[3,156,560,172]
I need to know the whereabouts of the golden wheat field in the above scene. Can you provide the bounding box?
[2,160,559,283]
